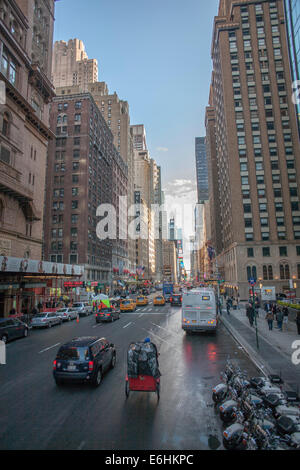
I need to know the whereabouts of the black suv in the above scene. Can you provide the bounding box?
[0,318,29,343]
[170,294,182,306]
[53,336,116,387]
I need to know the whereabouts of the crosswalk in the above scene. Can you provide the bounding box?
[124,306,169,315]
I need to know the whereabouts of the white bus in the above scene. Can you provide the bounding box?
[182,288,218,334]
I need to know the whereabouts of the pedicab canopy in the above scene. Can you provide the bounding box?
[127,341,161,379]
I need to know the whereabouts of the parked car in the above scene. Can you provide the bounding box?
[31,312,62,329]
[56,308,78,322]
[0,318,29,343]
[71,302,92,317]
[170,294,182,307]
[95,308,120,323]
[53,336,116,387]
[164,293,172,303]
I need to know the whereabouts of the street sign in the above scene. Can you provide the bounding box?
[248,278,256,286]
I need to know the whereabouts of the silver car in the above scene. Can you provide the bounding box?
[56,308,78,322]
[31,312,62,328]
[71,302,92,317]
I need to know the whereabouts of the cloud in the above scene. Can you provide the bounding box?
[156,146,169,152]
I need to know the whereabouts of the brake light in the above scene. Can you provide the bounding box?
[223,431,228,438]
[88,361,94,371]
[53,360,57,370]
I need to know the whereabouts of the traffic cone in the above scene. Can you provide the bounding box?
[76,315,79,323]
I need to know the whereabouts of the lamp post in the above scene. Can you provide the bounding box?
[249,278,259,350]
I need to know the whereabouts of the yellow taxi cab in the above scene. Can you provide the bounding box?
[136,295,149,306]
[153,295,166,306]
[120,298,137,312]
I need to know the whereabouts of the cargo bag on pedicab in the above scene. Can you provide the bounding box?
[127,342,161,379]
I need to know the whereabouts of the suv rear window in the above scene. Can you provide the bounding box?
[57,346,89,361]
[72,303,82,308]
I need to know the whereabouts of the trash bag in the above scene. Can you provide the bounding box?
[127,342,161,379]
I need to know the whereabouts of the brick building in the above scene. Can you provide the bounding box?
[44,93,119,290]
[206,0,300,299]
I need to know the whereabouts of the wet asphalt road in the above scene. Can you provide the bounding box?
[0,303,260,450]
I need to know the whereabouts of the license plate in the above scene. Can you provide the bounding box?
[67,365,76,371]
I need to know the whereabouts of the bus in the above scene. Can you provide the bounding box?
[182,288,218,334]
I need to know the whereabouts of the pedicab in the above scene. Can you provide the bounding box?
[125,338,161,400]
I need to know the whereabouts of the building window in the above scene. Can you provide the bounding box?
[280,264,290,280]
[263,247,270,257]
[247,248,254,257]
[279,246,287,257]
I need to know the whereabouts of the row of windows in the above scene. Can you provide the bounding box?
[246,264,300,282]
[247,246,300,258]
[245,231,300,241]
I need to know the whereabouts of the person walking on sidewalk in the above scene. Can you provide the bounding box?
[265,310,274,331]
[226,298,231,315]
[282,306,289,331]
[296,312,300,335]
[276,309,284,331]
[246,303,255,327]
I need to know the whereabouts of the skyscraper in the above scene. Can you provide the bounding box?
[206,0,300,299]
[195,137,209,202]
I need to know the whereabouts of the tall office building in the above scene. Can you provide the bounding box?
[44,93,120,290]
[195,137,209,202]
[52,39,98,90]
[206,0,300,299]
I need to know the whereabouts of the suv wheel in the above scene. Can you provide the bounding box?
[110,353,116,369]
[92,368,102,387]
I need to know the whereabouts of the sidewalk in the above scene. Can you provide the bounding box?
[220,303,300,393]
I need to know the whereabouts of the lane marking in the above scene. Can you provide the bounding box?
[140,328,181,352]
[38,343,60,354]
[123,322,133,329]
[150,322,181,337]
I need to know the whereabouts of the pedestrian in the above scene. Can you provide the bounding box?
[226,299,231,315]
[296,312,300,335]
[31,306,38,316]
[237,294,240,310]
[282,306,289,331]
[37,301,43,312]
[246,303,255,327]
[276,309,284,331]
[9,307,16,316]
[265,310,274,331]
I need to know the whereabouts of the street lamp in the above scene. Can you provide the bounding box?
[249,278,259,350]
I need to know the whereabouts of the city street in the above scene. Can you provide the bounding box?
[0,304,260,450]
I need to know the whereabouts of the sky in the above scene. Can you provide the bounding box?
[53,0,220,269]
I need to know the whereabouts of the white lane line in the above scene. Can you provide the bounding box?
[38,343,60,354]
[140,328,181,352]
[139,313,144,318]
[150,322,180,337]
[123,322,133,329]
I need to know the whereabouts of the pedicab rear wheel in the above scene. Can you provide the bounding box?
[125,380,130,398]
[156,382,160,401]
